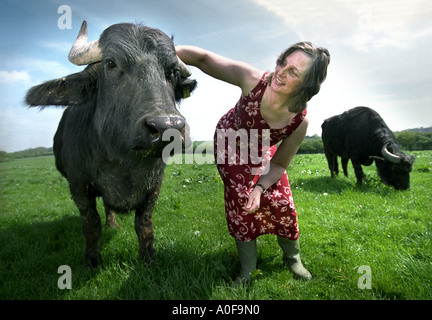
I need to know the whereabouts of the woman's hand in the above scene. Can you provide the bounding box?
[242,186,263,213]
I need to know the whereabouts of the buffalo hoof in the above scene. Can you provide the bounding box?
[106,217,120,229]
[84,250,102,268]
[139,248,157,265]
[105,210,120,229]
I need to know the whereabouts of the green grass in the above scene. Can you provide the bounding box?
[0,152,431,300]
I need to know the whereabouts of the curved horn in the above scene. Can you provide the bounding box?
[177,56,192,77]
[68,21,102,66]
[381,144,402,164]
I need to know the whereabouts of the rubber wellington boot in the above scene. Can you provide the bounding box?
[233,239,257,285]
[277,237,312,281]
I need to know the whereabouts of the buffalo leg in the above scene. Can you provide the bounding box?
[324,150,337,177]
[71,185,102,267]
[135,208,156,263]
[341,158,349,177]
[135,185,161,263]
[81,209,102,267]
[351,161,365,185]
[104,201,120,228]
[333,156,339,176]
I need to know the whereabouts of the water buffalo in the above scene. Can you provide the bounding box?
[25,21,197,266]
[321,106,415,190]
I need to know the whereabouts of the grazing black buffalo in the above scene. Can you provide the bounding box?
[25,21,197,266]
[321,106,415,190]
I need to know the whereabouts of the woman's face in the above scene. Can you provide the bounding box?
[270,50,312,97]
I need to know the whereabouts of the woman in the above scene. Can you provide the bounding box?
[176,42,330,282]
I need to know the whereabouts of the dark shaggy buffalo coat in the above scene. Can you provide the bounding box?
[26,23,197,266]
[321,106,414,190]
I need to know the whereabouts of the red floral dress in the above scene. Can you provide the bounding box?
[213,73,307,242]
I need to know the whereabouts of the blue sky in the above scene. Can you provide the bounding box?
[1,0,431,152]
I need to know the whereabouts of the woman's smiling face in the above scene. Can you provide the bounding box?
[270,50,312,97]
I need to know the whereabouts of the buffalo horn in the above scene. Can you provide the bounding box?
[177,57,192,78]
[68,21,102,66]
[381,144,402,164]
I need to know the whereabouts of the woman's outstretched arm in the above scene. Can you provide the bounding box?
[176,45,262,96]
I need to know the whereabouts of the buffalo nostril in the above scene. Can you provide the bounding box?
[132,116,187,154]
[147,123,159,136]
[147,121,160,135]
[146,123,161,145]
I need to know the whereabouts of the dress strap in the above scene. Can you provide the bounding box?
[286,109,307,132]
[243,72,269,99]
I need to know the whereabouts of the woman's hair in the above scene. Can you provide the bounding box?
[266,41,330,113]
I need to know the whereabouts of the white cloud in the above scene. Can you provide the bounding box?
[251,0,432,52]
[2,54,81,83]
[24,57,80,79]
[349,1,432,52]
[180,68,241,141]
[0,106,64,152]
[36,40,72,53]
[0,70,31,84]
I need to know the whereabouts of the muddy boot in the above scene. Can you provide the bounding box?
[277,237,312,281]
[233,239,257,286]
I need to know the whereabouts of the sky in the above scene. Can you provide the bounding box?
[1,0,431,152]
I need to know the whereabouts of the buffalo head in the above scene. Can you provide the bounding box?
[372,144,415,190]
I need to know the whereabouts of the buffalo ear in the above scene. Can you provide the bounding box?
[25,64,99,108]
[369,155,384,161]
[175,78,197,101]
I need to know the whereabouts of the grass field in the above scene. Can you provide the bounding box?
[0,152,431,300]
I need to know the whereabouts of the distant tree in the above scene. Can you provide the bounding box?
[298,135,323,154]
[395,131,432,150]
[0,147,54,162]
[0,151,11,162]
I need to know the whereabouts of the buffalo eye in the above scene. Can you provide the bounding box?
[166,69,174,81]
[166,67,180,83]
[105,59,117,70]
